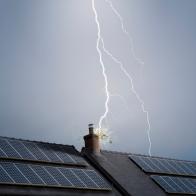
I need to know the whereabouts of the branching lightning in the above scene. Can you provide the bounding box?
[92,0,152,156]
[101,39,152,156]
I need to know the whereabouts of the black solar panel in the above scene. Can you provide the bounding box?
[45,166,72,187]
[0,161,111,190]
[8,140,36,160]
[1,162,30,184]
[31,165,59,186]
[129,154,196,176]
[85,170,111,189]
[22,141,49,162]
[0,137,87,166]
[59,167,86,188]
[0,138,21,158]
[72,168,98,188]
[54,150,76,164]
[151,175,196,194]
[15,163,44,185]
[0,165,14,183]
[0,149,7,157]
[36,143,62,163]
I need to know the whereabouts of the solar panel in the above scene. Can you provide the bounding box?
[15,163,44,185]
[0,161,111,190]
[85,170,111,189]
[22,141,49,161]
[36,143,63,163]
[54,150,76,164]
[0,165,14,183]
[70,154,88,165]
[8,140,36,160]
[0,138,21,158]
[31,165,59,186]
[0,148,7,157]
[129,154,196,177]
[72,168,98,188]
[0,162,30,184]
[45,166,72,187]
[151,175,196,194]
[0,137,87,166]
[58,167,86,188]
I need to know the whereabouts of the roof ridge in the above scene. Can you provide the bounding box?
[0,135,75,149]
[102,150,130,155]
[102,150,196,163]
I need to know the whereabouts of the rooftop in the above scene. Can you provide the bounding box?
[0,125,195,196]
[0,135,118,196]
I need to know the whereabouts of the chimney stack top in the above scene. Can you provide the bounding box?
[84,123,100,154]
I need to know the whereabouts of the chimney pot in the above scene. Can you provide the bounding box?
[88,123,94,134]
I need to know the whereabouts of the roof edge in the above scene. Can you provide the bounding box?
[0,135,75,149]
[102,150,196,163]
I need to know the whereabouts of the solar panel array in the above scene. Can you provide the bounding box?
[151,175,196,194]
[0,161,111,190]
[0,137,86,165]
[129,154,196,194]
[129,154,196,176]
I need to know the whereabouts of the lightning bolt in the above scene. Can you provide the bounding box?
[92,0,152,156]
[104,0,144,66]
[101,39,152,156]
[92,0,110,133]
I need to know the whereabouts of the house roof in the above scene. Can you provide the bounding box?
[1,134,195,196]
[0,136,118,196]
[82,149,196,196]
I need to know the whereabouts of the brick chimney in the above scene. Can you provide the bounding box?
[83,124,100,154]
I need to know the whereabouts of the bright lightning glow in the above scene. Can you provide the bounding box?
[104,0,152,156]
[92,0,152,156]
[92,0,110,133]
[101,39,152,156]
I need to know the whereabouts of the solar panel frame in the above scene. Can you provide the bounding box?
[31,165,59,186]
[174,177,190,193]
[129,154,196,177]
[8,140,36,160]
[85,170,111,189]
[15,163,45,185]
[188,178,196,192]
[130,155,154,172]
[0,138,21,159]
[151,175,196,194]
[37,143,63,163]
[0,137,87,166]
[179,162,195,175]
[0,164,14,183]
[152,175,176,193]
[22,141,50,162]
[0,162,30,184]
[59,167,86,188]
[188,163,196,175]
[0,161,111,190]
[45,166,72,187]
[72,168,99,188]
[54,151,76,164]
[70,154,88,165]
[0,148,7,158]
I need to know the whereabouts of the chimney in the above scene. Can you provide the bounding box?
[83,124,100,154]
